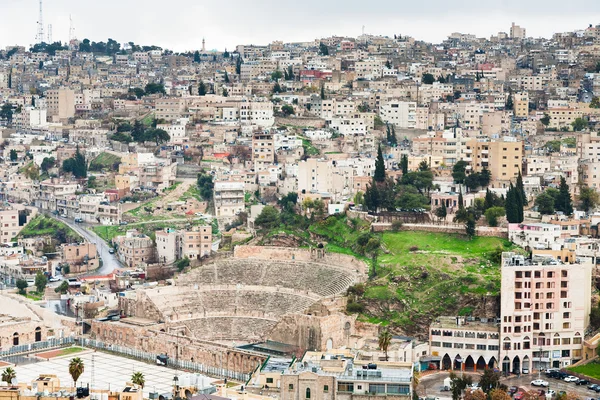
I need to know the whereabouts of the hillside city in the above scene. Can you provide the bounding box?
[2,17,600,400]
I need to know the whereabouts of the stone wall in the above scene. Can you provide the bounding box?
[274,116,325,128]
[91,319,266,374]
[371,223,508,238]
[233,246,368,276]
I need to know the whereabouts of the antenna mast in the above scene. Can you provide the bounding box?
[48,24,52,43]
[69,15,76,41]
[36,0,45,43]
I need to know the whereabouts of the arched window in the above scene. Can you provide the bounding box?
[306,388,311,399]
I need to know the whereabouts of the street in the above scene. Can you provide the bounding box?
[419,371,596,399]
[48,214,122,276]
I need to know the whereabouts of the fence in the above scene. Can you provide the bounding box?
[80,339,250,382]
[0,337,75,358]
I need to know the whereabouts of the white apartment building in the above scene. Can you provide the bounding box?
[380,101,417,129]
[214,181,245,217]
[500,252,592,372]
[508,223,561,250]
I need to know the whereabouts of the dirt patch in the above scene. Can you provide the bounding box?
[0,360,12,367]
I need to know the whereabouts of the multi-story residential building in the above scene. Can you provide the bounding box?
[500,252,592,372]
[513,92,529,119]
[181,225,212,259]
[510,23,526,40]
[508,223,562,250]
[252,131,275,172]
[213,181,245,217]
[380,101,417,129]
[466,138,523,188]
[113,230,155,268]
[429,316,500,371]
[46,88,75,120]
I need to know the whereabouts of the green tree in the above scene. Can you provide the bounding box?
[34,271,47,294]
[374,145,386,182]
[572,117,589,131]
[540,113,550,126]
[144,83,166,95]
[197,172,214,200]
[41,157,56,173]
[131,372,145,388]
[378,329,392,361]
[222,88,229,97]
[68,358,84,387]
[320,85,326,100]
[505,93,513,110]
[364,179,381,212]
[505,184,523,223]
[1,367,16,384]
[0,103,13,125]
[235,56,243,75]
[418,160,429,172]
[591,97,600,109]
[465,173,481,192]
[484,206,505,227]
[435,202,447,220]
[400,154,408,174]
[146,128,170,145]
[55,280,69,294]
[318,42,329,56]
[62,147,87,179]
[479,369,501,393]
[421,73,435,84]
[579,185,600,212]
[255,206,280,230]
[175,257,190,272]
[535,191,555,215]
[272,83,282,93]
[452,160,468,184]
[271,69,283,82]
[281,104,294,116]
[16,279,27,295]
[516,170,527,205]
[198,81,207,96]
[9,149,17,162]
[479,168,491,187]
[555,176,573,215]
[224,71,230,83]
[193,51,200,63]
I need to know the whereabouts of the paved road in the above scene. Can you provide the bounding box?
[49,214,122,276]
[419,372,595,399]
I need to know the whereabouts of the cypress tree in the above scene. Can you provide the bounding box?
[374,145,386,182]
[400,154,408,175]
[555,176,573,215]
[505,184,518,223]
[458,191,464,211]
[516,170,527,205]
[484,189,494,211]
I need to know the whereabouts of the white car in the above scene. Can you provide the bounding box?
[564,376,579,382]
[49,276,62,282]
[531,380,549,387]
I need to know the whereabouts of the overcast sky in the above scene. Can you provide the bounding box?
[1,0,599,52]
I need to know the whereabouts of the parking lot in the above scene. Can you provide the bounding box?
[419,371,597,399]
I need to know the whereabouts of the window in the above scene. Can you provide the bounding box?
[338,383,353,393]
[324,386,329,393]
[289,384,294,390]
[306,388,311,399]
[574,337,582,345]
[266,378,273,384]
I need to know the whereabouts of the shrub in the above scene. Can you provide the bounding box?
[347,283,366,296]
[409,246,419,252]
[391,220,403,231]
[346,301,365,313]
[16,279,28,295]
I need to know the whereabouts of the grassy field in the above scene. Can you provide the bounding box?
[568,362,600,380]
[301,138,320,156]
[18,214,81,243]
[307,215,516,335]
[179,185,202,201]
[89,152,121,171]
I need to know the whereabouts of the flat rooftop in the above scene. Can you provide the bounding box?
[430,316,500,331]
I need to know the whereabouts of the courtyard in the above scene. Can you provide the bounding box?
[7,350,215,398]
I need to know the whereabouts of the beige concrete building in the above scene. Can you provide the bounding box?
[500,252,592,373]
[113,230,155,268]
[46,88,75,120]
[467,138,523,188]
[253,132,275,172]
[181,225,212,260]
[513,92,529,118]
[429,316,500,371]
[214,181,245,217]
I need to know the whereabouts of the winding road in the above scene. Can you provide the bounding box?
[49,214,123,276]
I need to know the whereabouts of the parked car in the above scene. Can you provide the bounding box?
[508,386,518,395]
[576,379,590,386]
[563,376,579,383]
[522,368,530,374]
[108,248,115,254]
[49,276,62,282]
[74,218,83,223]
[531,380,549,387]
[514,392,525,400]
[593,386,600,393]
[119,221,128,225]
[587,384,598,391]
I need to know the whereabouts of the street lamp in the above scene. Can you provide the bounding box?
[172,376,179,399]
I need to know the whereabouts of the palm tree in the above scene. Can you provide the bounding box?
[131,372,145,388]
[1,367,16,385]
[378,329,393,361]
[68,357,84,388]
